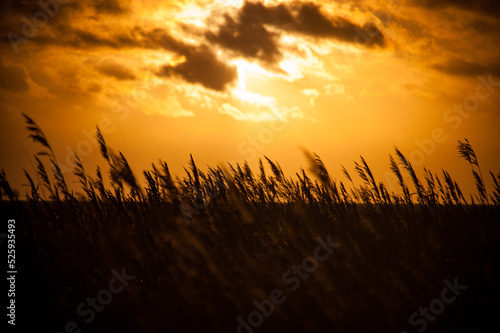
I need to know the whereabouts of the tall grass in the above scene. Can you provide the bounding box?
[0,117,498,213]
[2,116,500,333]
[457,138,488,204]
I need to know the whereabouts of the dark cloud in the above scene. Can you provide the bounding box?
[1,0,44,16]
[96,58,136,80]
[0,0,128,40]
[0,1,382,92]
[143,28,183,51]
[431,57,500,77]
[92,0,128,14]
[71,29,141,48]
[27,28,145,50]
[0,0,105,53]
[2,20,237,91]
[0,0,128,17]
[206,2,292,64]
[206,13,282,64]
[142,29,237,91]
[48,26,237,91]
[0,59,29,93]
[414,0,500,19]
[293,3,385,46]
[158,45,237,91]
[0,0,80,26]
[468,19,500,34]
[207,1,385,64]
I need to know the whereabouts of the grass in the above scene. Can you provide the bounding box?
[1,115,499,332]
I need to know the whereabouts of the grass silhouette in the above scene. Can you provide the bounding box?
[1,115,499,332]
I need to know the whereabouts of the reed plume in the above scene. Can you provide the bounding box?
[22,113,54,157]
[490,172,500,206]
[23,169,40,203]
[23,113,70,200]
[0,169,16,201]
[457,139,488,204]
[394,147,424,204]
[389,154,411,204]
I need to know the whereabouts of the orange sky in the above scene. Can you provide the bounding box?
[1,0,500,198]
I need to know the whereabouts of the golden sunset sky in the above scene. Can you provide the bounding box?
[1,0,499,197]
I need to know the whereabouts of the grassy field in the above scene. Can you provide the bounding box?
[1,115,499,332]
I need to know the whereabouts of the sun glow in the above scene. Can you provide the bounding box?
[223,59,305,122]
[175,4,211,27]
[230,60,277,112]
[229,60,273,103]
[169,55,187,66]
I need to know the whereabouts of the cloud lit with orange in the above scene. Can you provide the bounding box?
[1,0,499,196]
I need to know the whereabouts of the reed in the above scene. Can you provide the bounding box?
[458,139,489,204]
[1,115,498,213]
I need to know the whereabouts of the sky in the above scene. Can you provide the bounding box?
[1,0,499,198]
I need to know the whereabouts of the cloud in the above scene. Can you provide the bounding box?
[0,59,54,98]
[142,96,195,118]
[2,18,238,92]
[290,3,384,46]
[206,2,290,64]
[92,0,129,14]
[325,82,345,95]
[158,45,237,91]
[431,57,500,77]
[468,19,499,34]
[34,26,237,91]
[147,30,237,91]
[220,103,247,120]
[414,0,500,19]
[1,24,145,52]
[0,59,29,93]
[206,1,385,65]
[0,1,384,96]
[61,29,145,49]
[0,0,81,38]
[0,0,133,50]
[219,102,302,122]
[96,58,136,80]
[0,0,128,22]
[301,88,320,106]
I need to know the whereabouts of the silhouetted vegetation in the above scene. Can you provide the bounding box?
[1,115,499,333]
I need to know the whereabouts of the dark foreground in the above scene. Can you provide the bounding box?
[2,200,499,333]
